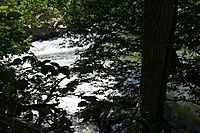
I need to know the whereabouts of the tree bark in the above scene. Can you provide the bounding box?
[141,0,178,132]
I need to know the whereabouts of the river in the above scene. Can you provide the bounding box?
[30,37,113,132]
[30,37,200,133]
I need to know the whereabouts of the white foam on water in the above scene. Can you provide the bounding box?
[31,37,100,132]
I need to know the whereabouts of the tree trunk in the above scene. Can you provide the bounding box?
[141,0,177,132]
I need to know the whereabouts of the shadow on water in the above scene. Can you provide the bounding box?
[31,38,200,133]
[165,92,200,133]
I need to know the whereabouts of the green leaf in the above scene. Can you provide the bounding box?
[11,58,22,65]
[14,79,29,90]
[60,80,79,94]
[78,101,88,107]
[0,68,15,82]
[39,107,52,115]
[4,117,15,127]
[0,12,6,20]
[58,66,70,76]
[7,11,22,19]
[50,62,60,68]
[23,55,37,64]
[82,96,97,102]
[60,116,72,126]
[41,65,56,75]
[40,60,51,65]
[5,84,16,95]
[0,0,5,4]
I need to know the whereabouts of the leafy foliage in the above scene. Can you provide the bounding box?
[0,5,31,57]
[0,2,74,132]
[54,0,200,132]
[0,0,200,132]
[0,54,75,132]
[167,0,200,105]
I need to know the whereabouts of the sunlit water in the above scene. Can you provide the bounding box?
[30,38,116,132]
[30,38,200,133]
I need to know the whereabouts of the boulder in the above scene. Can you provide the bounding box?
[24,25,60,42]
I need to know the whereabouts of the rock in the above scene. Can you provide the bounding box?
[24,25,60,42]
[52,18,63,28]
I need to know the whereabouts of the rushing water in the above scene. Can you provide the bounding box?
[30,37,118,132]
[30,38,200,133]
[31,38,80,66]
[30,37,100,132]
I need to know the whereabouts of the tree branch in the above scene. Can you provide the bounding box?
[43,76,67,104]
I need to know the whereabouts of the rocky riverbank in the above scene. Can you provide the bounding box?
[24,19,63,41]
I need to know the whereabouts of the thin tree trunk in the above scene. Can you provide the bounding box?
[141,0,178,132]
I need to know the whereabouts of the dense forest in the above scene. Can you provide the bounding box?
[0,0,199,132]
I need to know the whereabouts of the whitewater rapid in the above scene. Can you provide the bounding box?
[30,37,108,133]
[30,37,200,133]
